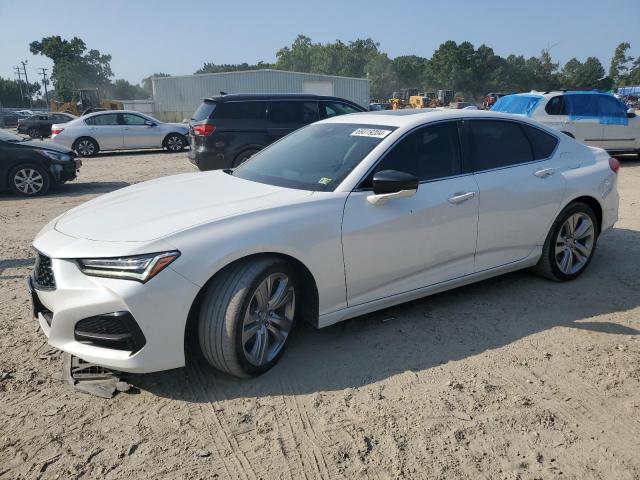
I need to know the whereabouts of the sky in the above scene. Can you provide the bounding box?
[1,0,638,85]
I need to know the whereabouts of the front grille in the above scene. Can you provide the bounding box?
[33,252,56,290]
[75,312,146,353]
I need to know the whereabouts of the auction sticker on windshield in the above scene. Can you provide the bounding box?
[350,128,392,139]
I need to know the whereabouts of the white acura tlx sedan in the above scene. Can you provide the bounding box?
[29,109,620,377]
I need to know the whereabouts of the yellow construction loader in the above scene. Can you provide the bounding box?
[51,88,123,116]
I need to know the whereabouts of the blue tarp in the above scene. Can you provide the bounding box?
[491,95,542,116]
[563,92,628,126]
[617,86,640,96]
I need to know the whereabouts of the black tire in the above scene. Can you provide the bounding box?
[233,149,260,167]
[560,131,575,139]
[164,133,187,152]
[8,164,51,197]
[74,137,99,157]
[27,127,41,139]
[532,202,598,281]
[198,257,299,377]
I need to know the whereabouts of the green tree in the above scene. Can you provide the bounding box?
[108,79,148,100]
[392,55,428,88]
[609,42,633,84]
[195,61,272,75]
[29,36,113,101]
[0,77,40,107]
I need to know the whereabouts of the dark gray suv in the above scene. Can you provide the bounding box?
[188,93,366,171]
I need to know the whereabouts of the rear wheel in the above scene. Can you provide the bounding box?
[164,133,186,152]
[74,137,99,157]
[533,202,598,281]
[233,149,260,167]
[27,127,41,139]
[9,164,50,196]
[198,257,298,377]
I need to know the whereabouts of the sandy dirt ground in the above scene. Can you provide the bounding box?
[1,148,639,480]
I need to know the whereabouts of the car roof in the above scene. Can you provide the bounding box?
[320,108,552,129]
[508,90,616,99]
[201,93,359,104]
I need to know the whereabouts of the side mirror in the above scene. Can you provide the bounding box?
[368,170,419,205]
[626,108,636,118]
[144,120,155,126]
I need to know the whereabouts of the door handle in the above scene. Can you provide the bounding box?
[448,191,476,204]
[534,168,555,178]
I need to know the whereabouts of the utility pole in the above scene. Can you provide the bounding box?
[14,66,25,107]
[38,67,50,108]
[21,60,33,108]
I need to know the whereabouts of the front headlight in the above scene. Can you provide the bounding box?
[38,150,72,162]
[77,251,180,283]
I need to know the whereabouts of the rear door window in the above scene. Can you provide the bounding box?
[191,102,217,122]
[85,114,119,126]
[522,125,558,159]
[268,101,319,125]
[214,101,267,130]
[468,120,533,172]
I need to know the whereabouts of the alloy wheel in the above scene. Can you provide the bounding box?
[77,139,95,156]
[242,273,295,366]
[13,168,44,195]
[166,136,183,151]
[555,212,595,275]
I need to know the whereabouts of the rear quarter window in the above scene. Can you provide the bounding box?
[522,125,558,159]
[218,101,267,120]
[191,102,217,122]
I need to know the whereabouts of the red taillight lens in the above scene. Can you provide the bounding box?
[51,127,64,135]
[609,157,620,174]
[192,124,216,136]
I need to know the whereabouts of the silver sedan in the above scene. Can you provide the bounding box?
[51,110,189,157]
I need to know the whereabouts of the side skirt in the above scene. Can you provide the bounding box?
[317,249,541,329]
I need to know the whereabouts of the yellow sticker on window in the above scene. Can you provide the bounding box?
[318,177,332,185]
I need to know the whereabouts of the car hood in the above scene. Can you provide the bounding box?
[53,171,313,242]
[18,139,73,154]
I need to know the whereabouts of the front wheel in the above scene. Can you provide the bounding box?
[533,202,598,281]
[164,133,187,152]
[9,164,51,196]
[28,127,42,139]
[198,257,298,377]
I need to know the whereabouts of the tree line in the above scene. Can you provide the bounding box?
[1,35,639,107]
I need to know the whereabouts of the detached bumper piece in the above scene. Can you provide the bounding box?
[62,353,130,399]
[74,312,146,353]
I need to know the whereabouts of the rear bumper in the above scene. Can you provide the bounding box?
[188,147,228,171]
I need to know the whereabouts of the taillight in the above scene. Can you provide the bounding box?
[192,124,216,136]
[51,127,64,135]
[609,157,620,174]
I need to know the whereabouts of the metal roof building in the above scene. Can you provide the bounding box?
[151,69,370,121]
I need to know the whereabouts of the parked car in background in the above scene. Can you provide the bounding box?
[449,102,476,109]
[0,129,80,196]
[369,102,391,111]
[188,93,366,170]
[17,112,77,138]
[0,110,21,128]
[30,109,618,376]
[51,110,189,157]
[15,109,35,117]
[492,91,640,155]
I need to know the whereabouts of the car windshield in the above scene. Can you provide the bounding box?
[232,123,396,191]
[0,130,24,142]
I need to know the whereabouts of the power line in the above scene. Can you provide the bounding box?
[21,60,33,108]
[38,67,50,107]
[14,66,25,107]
